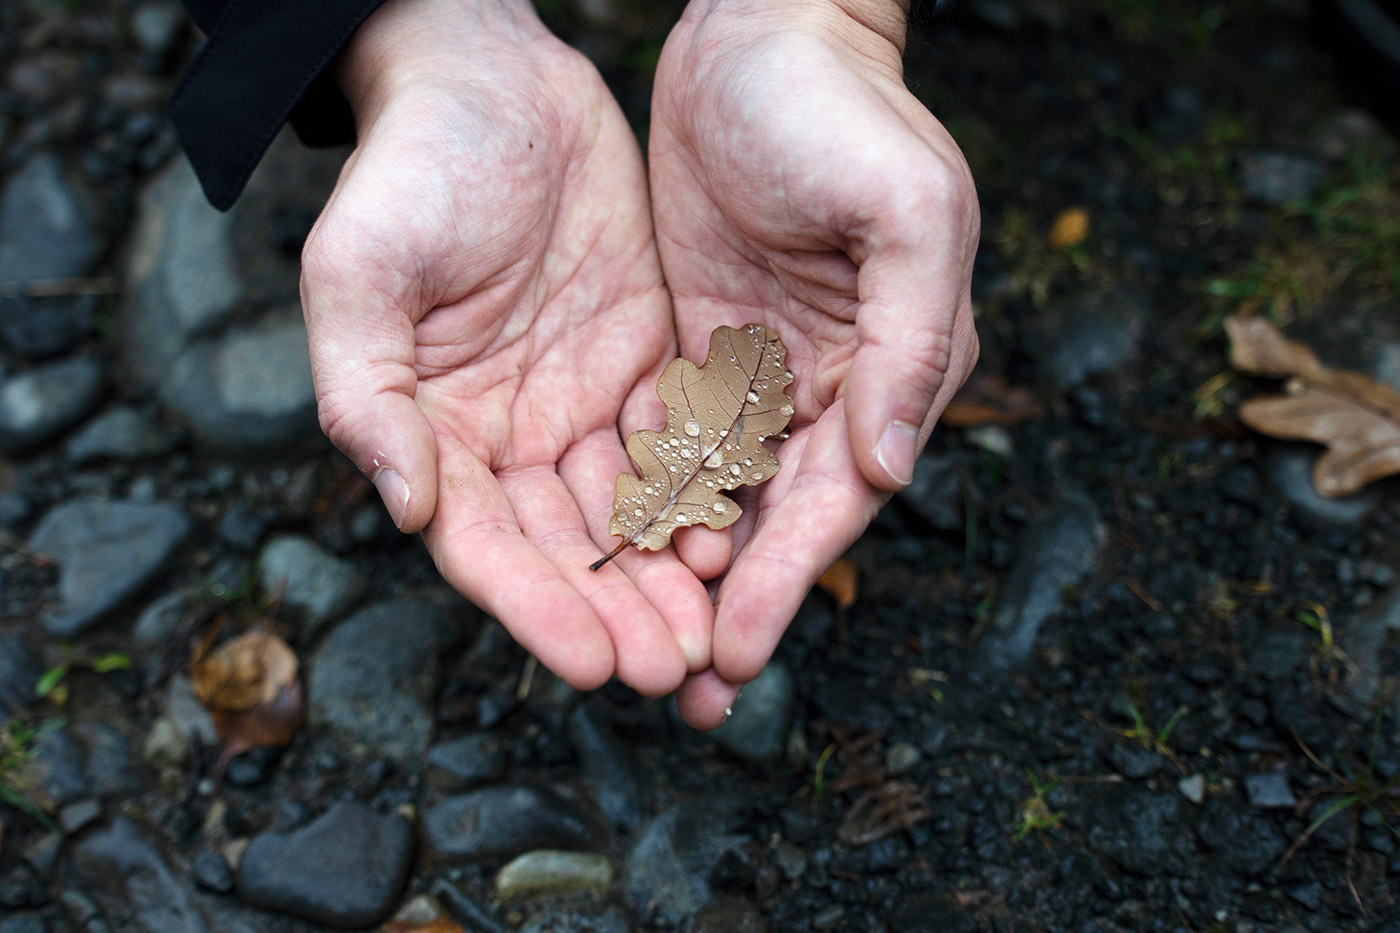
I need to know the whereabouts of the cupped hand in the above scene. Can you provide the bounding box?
[300,0,713,696]
[650,0,981,726]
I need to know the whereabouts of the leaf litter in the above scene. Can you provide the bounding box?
[591,323,794,570]
[1225,314,1400,497]
[190,625,303,774]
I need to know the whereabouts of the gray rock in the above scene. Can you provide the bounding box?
[76,722,140,798]
[976,492,1105,670]
[66,407,173,465]
[124,158,240,381]
[237,802,412,928]
[1198,805,1287,875]
[1077,788,1188,875]
[0,914,47,933]
[425,733,506,791]
[161,310,318,452]
[193,851,234,894]
[897,453,965,531]
[0,294,95,359]
[0,357,104,453]
[423,785,602,864]
[494,851,615,901]
[72,816,210,933]
[1177,774,1206,805]
[885,743,921,775]
[132,591,190,646]
[709,663,794,765]
[1266,446,1377,525]
[1244,772,1297,809]
[29,498,191,637]
[1239,150,1323,205]
[569,703,642,830]
[1337,587,1400,703]
[0,633,41,714]
[29,727,91,806]
[622,799,748,925]
[1044,301,1145,389]
[519,906,629,933]
[131,1,186,62]
[310,599,461,758]
[0,155,99,284]
[59,799,102,834]
[257,535,366,632]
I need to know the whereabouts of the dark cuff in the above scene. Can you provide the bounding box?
[171,0,389,212]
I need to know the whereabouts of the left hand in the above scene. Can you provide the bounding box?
[649,0,981,726]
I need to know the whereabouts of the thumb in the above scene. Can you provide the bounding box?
[844,241,977,491]
[301,258,439,534]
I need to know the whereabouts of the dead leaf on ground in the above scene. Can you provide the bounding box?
[592,323,793,569]
[816,558,859,611]
[942,373,1045,428]
[1049,207,1090,250]
[1226,315,1400,497]
[190,628,303,768]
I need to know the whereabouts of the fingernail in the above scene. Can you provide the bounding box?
[875,420,918,486]
[372,467,411,529]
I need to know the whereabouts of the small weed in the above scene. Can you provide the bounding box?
[0,719,60,828]
[1121,701,1188,772]
[810,742,837,806]
[1294,601,1359,689]
[36,650,131,707]
[1013,769,1064,845]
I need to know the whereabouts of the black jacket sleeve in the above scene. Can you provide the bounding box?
[172,0,390,211]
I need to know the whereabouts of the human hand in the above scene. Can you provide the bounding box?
[649,0,981,725]
[300,0,714,696]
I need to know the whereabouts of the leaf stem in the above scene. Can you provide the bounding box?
[589,539,629,572]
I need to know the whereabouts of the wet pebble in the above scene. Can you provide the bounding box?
[28,497,191,637]
[0,632,41,714]
[519,906,629,933]
[59,799,102,834]
[1106,743,1162,779]
[709,663,794,765]
[192,850,234,894]
[976,491,1105,671]
[256,534,366,634]
[66,407,172,465]
[1077,787,1188,875]
[132,590,189,647]
[1177,774,1206,805]
[569,702,642,830]
[215,502,267,552]
[494,850,615,901]
[622,799,748,925]
[1244,772,1297,809]
[1239,149,1323,205]
[0,914,47,933]
[131,1,186,64]
[0,357,104,453]
[71,816,209,933]
[28,727,92,806]
[1197,804,1287,875]
[897,454,965,531]
[1266,446,1376,525]
[0,154,99,283]
[310,598,460,758]
[424,784,602,864]
[0,294,95,360]
[1043,298,1145,389]
[162,311,319,453]
[425,733,506,791]
[237,801,413,928]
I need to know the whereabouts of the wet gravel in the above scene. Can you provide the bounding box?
[1,0,1399,931]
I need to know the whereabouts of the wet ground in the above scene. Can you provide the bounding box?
[1,0,1398,931]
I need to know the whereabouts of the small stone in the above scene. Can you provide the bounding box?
[0,155,99,284]
[1244,772,1297,809]
[897,454,964,531]
[885,742,922,775]
[1266,446,1376,526]
[1107,743,1162,779]
[569,702,642,831]
[0,357,104,453]
[622,800,747,924]
[0,294,95,360]
[0,633,41,715]
[58,799,101,834]
[689,897,768,933]
[1043,296,1145,389]
[216,502,266,552]
[192,850,234,893]
[1177,774,1206,805]
[27,727,91,807]
[1287,881,1324,910]
[1077,788,1188,875]
[709,663,794,765]
[142,717,189,770]
[0,914,46,933]
[773,841,807,881]
[1239,150,1323,205]
[425,733,506,791]
[29,498,191,637]
[965,424,1014,458]
[131,1,186,62]
[132,591,190,647]
[494,850,615,901]
[236,802,413,928]
[71,817,208,933]
[257,534,366,632]
[66,407,172,465]
[423,785,602,864]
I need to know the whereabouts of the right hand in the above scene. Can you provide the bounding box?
[299,0,714,696]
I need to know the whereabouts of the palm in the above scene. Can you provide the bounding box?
[651,22,980,720]
[303,49,711,695]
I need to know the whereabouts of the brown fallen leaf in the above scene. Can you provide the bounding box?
[591,323,793,570]
[190,628,303,770]
[816,558,859,612]
[1048,206,1090,250]
[941,373,1045,428]
[1226,315,1400,497]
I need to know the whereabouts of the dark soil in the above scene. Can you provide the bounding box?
[2,1,1399,931]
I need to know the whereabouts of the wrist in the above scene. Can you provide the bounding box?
[683,0,908,60]
[336,0,558,125]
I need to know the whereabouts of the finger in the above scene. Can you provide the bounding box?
[559,430,716,673]
[676,667,744,731]
[712,402,881,684]
[499,463,689,697]
[301,242,438,533]
[424,439,615,691]
[845,175,980,491]
[672,525,732,582]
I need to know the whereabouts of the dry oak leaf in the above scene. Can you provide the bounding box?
[1226,314,1400,497]
[191,628,304,763]
[591,323,793,570]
